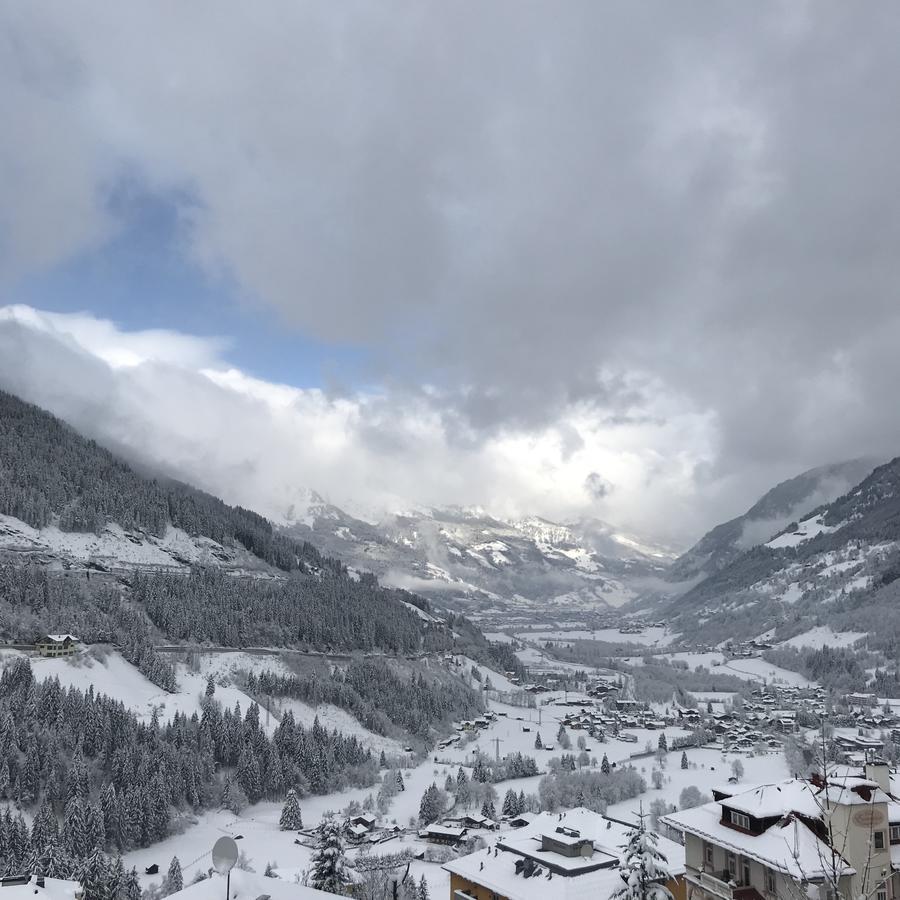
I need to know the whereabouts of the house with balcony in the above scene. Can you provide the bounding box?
[443,807,685,900]
[662,760,900,900]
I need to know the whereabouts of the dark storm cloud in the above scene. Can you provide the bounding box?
[3,2,900,535]
[584,472,613,500]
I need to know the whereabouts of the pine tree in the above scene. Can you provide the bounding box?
[418,874,429,900]
[611,809,674,900]
[279,789,304,831]
[680,751,688,770]
[205,675,216,698]
[480,799,496,821]
[534,733,543,750]
[166,856,183,895]
[418,783,444,825]
[601,754,611,775]
[396,770,405,792]
[309,818,346,895]
[502,789,519,817]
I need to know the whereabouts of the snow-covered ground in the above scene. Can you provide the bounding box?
[765,514,835,549]
[718,657,815,687]
[0,513,270,572]
[778,627,866,650]
[517,626,675,647]
[4,643,795,898]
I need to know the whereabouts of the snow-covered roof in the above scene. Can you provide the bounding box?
[445,845,626,900]
[44,634,78,643]
[662,804,854,881]
[167,869,333,900]
[497,808,685,875]
[719,780,824,819]
[0,876,81,900]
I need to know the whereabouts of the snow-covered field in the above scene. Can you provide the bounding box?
[516,626,675,647]
[778,627,866,650]
[718,657,815,687]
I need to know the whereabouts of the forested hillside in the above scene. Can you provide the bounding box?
[665,456,900,645]
[0,390,321,572]
[0,390,532,669]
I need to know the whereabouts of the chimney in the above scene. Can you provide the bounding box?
[865,757,891,794]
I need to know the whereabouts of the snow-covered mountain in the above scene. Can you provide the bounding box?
[665,458,881,585]
[280,501,676,614]
[662,455,900,646]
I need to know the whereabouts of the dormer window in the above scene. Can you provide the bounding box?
[730,810,751,830]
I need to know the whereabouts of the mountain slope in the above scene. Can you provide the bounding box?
[665,458,879,584]
[664,456,900,645]
[282,503,675,617]
[0,390,462,656]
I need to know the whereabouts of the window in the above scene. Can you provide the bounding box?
[891,825,900,843]
[729,810,751,830]
[704,842,714,867]
[726,852,737,878]
[742,860,751,886]
[874,831,885,851]
[876,891,886,900]
[765,870,777,895]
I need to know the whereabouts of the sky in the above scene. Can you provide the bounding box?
[2,2,900,546]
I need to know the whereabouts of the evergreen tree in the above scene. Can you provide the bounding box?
[502,789,519,818]
[205,675,216,698]
[166,856,183,896]
[309,819,346,895]
[418,783,444,825]
[601,754,611,775]
[279,789,304,831]
[480,799,496,821]
[658,733,667,753]
[418,874,429,900]
[396,770,405,792]
[680,752,688,770]
[534,733,543,750]
[611,810,674,900]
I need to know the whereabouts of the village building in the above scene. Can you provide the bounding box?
[662,760,900,900]
[35,634,79,657]
[443,807,685,900]
[0,876,82,900]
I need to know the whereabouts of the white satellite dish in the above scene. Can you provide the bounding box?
[212,837,239,875]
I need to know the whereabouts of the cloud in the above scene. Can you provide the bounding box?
[0,307,715,543]
[584,472,613,500]
[4,5,900,538]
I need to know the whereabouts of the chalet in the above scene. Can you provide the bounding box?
[36,634,79,657]
[663,761,900,900]
[444,807,685,900]
[419,824,468,846]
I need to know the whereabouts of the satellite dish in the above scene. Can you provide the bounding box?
[212,837,239,875]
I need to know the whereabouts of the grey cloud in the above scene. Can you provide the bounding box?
[4,4,900,534]
[584,472,613,500]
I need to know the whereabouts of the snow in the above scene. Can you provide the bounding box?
[765,514,835,549]
[169,869,331,900]
[779,627,866,650]
[717,657,815,687]
[0,513,266,572]
[517,627,675,647]
[777,582,804,604]
[277,699,403,756]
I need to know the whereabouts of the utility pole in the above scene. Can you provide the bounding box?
[493,737,503,761]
